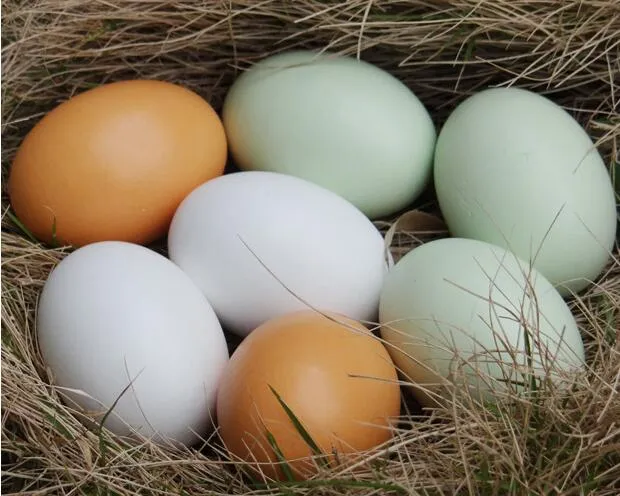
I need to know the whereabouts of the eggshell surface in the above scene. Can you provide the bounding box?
[216,310,401,480]
[36,241,229,446]
[9,80,227,247]
[434,87,617,295]
[167,171,388,337]
[223,50,436,219]
[380,238,585,406]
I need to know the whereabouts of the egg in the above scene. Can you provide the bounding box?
[216,310,401,480]
[433,87,617,296]
[36,241,229,446]
[167,171,388,337]
[9,80,227,247]
[379,238,585,406]
[222,50,436,219]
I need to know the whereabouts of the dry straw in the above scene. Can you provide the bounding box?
[2,1,619,494]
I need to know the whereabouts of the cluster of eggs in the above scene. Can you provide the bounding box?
[9,50,616,480]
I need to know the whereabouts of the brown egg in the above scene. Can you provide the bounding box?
[8,80,227,247]
[216,310,401,480]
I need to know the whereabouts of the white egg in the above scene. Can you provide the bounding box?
[168,171,388,336]
[37,241,229,446]
[222,50,437,219]
[380,238,585,406]
[434,87,617,296]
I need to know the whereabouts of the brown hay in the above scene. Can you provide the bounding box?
[2,1,619,494]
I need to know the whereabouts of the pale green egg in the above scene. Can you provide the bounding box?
[379,237,585,406]
[434,87,617,296]
[222,50,437,219]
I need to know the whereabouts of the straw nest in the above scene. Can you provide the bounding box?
[2,1,619,495]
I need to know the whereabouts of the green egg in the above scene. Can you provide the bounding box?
[433,87,617,295]
[379,237,585,406]
[223,50,437,219]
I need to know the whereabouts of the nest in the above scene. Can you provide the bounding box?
[2,1,619,494]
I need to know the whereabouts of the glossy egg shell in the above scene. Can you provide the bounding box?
[36,241,229,446]
[167,171,388,337]
[222,50,437,219]
[216,310,401,480]
[9,80,227,247]
[433,87,617,295]
[380,238,585,407]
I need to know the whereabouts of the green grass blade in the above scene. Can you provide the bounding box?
[264,428,296,483]
[6,209,39,244]
[98,376,139,464]
[43,410,74,440]
[268,385,330,468]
